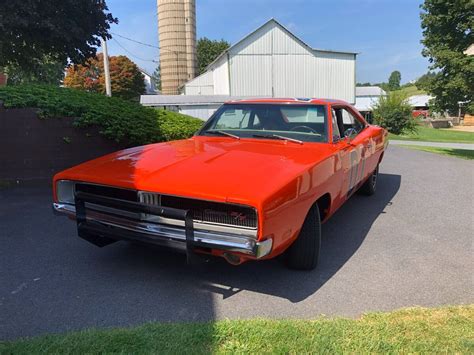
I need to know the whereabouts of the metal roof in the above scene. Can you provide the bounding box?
[140,95,263,106]
[355,97,380,111]
[204,18,358,71]
[356,86,387,97]
[138,67,153,78]
[230,98,348,105]
[408,94,433,107]
[141,96,348,106]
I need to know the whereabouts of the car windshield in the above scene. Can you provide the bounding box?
[198,104,328,143]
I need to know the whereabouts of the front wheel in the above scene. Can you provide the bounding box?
[359,165,379,196]
[285,204,321,270]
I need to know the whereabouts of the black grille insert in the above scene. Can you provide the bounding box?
[160,195,257,228]
[75,183,138,202]
[75,183,257,229]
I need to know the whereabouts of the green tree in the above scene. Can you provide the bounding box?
[388,71,401,91]
[420,0,474,114]
[197,38,230,75]
[64,54,145,101]
[378,82,391,92]
[0,0,117,71]
[372,91,417,135]
[415,72,437,91]
[152,64,161,91]
[3,56,65,85]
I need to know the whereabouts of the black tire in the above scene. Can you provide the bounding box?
[285,204,321,270]
[359,165,379,196]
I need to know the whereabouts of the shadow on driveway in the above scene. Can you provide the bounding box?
[0,173,400,339]
[100,172,401,303]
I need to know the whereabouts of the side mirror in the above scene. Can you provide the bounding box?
[344,128,358,140]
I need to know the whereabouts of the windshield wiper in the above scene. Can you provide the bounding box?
[206,130,240,140]
[252,134,303,145]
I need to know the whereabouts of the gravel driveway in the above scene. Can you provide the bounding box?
[1,145,473,340]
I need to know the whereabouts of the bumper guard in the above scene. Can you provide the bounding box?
[53,191,272,261]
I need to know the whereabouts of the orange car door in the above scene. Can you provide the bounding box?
[334,107,371,197]
[346,106,377,185]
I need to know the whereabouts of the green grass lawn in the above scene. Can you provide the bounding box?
[389,125,474,144]
[393,84,426,97]
[1,305,473,354]
[400,145,474,160]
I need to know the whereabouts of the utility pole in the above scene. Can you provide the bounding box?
[101,38,112,97]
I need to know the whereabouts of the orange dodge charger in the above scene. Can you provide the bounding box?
[53,98,388,270]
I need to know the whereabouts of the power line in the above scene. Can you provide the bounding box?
[111,31,187,54]
[111,32,160,49]
[111,38,159,63]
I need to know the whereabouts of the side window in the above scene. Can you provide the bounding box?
[251,114,261,128]
[214,109,250,129]
[331,109,341,141]
[341,109,364,134]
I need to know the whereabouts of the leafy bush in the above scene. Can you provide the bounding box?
[156,109,203,141]
[0,85,203,145]
[372,91,417,135]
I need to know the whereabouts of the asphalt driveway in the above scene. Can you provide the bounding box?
[1,145,473,340]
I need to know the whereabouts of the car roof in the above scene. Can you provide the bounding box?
[225,98,348,105]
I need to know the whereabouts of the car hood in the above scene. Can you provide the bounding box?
[56,136,336,206]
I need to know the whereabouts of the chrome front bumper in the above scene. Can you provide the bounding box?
[53,197,272,259]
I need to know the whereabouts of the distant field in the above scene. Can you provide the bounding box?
[394,85,426,97]
[389,126,474,144]
[1,305,473,354]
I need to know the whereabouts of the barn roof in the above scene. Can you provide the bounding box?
[408,94,433,107]
[140,95,260,106]
[204,18,358,71]
[356,86,387,97]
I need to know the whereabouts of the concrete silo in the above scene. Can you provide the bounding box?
[157,0,197,95]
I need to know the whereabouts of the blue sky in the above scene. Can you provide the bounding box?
[105,0,429,84]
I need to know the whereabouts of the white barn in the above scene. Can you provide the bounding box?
[354,86,387,122]
[139,68,158,95]
[183,19,357,103]
[355,86,387,111]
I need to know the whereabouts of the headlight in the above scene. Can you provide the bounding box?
[56,180,75,204]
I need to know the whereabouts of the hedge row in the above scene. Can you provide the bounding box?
[0,85,203,145]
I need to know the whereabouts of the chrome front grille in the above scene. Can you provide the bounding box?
[139,191,257,229]
[73,185,257,230]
